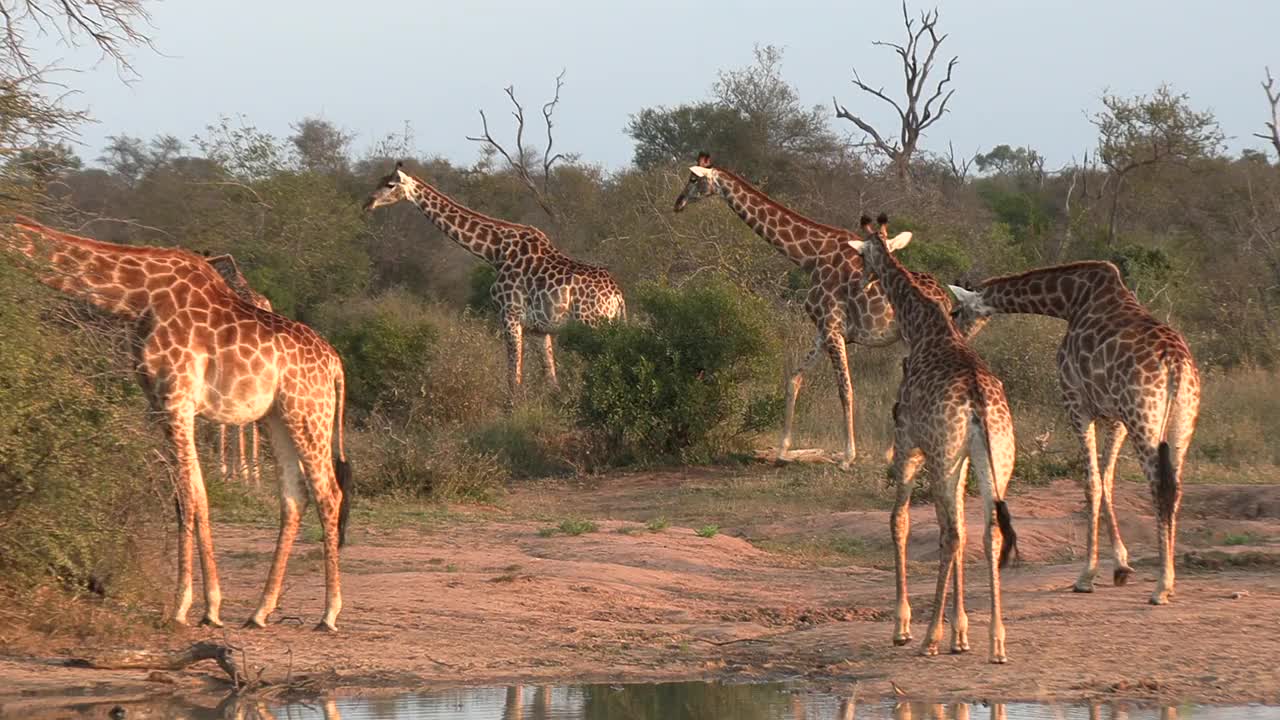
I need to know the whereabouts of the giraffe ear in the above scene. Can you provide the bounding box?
[847,239,867,254]
[688,165,713,178]
[886,231,913,252]
[948,285,982,306]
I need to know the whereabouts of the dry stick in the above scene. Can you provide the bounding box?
[65,641,240,683]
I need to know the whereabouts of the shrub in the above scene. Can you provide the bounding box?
[345,414,506,502]
[559,278,778,464]
[0,266,165,601]
[314,291,505,427]
[469,404,577,479]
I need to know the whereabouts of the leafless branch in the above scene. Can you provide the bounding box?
[833,1,958,181]
[466,71,570,223]
[73,212,175,239]
[943,140,973,182]
[1254,66,1280,159]
[0,0,155,77]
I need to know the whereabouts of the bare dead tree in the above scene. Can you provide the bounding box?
[833,1,957,182]
[944,140,973,183]
[466,69,570,223]
[1255,67,1280,160]
[0,0,153,75]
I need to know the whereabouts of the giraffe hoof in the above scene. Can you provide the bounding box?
[1149,593,1171,606]
[1072,581,1095,594]
[313,621,338,633]
[893,633,912,646]
[1113,566,1134,586]
[919,643,941,657]
[950,642,970,654]
[989,654,1009,665]
[242,617,268,630]
[199,615,224,629]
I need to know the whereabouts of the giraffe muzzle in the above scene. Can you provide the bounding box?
[673,195,688,213]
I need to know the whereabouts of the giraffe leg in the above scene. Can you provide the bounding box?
[165,407,221,626]
[891,447,924,646]
[540,333,560,391]
[1137,408,1189,607]
[921,457,964,657]
[247,413,306,629]
[236,424,248,483]
[251,422,262,486]
[969,425,1008,663]
[295,426,343,632]
[1098,420,1134,585]
[950,483,969,654]
[822,330,857,469]
[190,456,222,627]
[502,312,524,409]
[1154,389,1197,604]
[1133,438,1177,605]
[777,334,823,463]
[1069,414,1104,593]
[218,424,229,480]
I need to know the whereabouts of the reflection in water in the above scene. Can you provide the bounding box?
[25,683,1276,720]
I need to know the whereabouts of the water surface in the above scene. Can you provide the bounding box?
[25,681,1280,720]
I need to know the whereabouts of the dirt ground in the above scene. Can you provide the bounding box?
[3,468,1280,714]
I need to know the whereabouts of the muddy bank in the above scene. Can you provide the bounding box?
[3,476,1280,712]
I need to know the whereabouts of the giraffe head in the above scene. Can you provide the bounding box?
[672,152,720,212]
[946,283,994,339]
[362,161,412,212]
[845,213,914,259]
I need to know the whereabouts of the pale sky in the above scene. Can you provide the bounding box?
[32,0,1280,171]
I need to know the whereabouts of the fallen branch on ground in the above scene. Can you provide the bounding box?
[65,641,239,683]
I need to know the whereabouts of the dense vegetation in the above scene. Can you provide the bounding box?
[0,5,1277,626]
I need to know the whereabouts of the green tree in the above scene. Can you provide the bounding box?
[1092,83,1224,245]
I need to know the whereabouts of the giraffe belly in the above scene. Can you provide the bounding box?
[199,370,278,425]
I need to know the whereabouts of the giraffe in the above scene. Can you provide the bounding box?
[848,214,1019,663]
[673,152,948,469]
[204,252,271,485]
[362,162,627,402]
[947,261,1200,605]
[2,217,352,631]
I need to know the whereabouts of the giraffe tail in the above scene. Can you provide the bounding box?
[971,379,1018,568]
[333,362,352,548]
[1154,357,1184,530]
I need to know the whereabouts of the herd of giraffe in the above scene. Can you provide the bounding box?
[0,152,1200,664]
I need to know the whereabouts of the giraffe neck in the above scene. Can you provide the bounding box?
[5,217,187,318]
[403,176,525,267]
[713,170,843,268]
[859,235,953,347]
[976,261,1132,321]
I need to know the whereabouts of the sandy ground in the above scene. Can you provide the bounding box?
[3,471,1280,715]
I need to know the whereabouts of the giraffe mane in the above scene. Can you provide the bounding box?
[978,260,1123,288]
[710,167,860,241]
[13,216,205,264]
[400,171,549,238]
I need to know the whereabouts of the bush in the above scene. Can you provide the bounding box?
[0,265,165,601]
[314,291,506,427]
[559,278,778,464]
[345,414,506,502]
[469,404,578,479]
